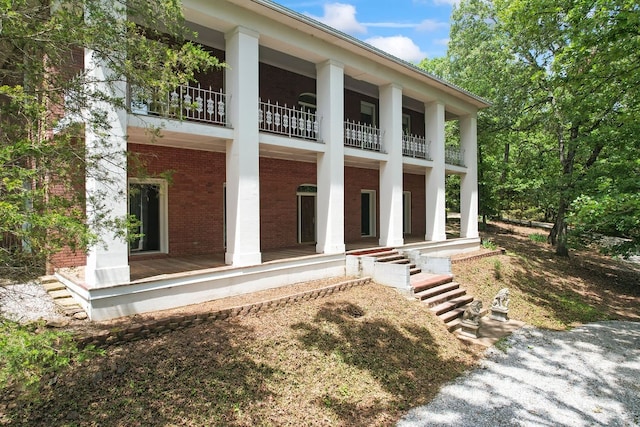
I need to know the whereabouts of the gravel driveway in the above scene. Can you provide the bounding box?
[398,321,640,427]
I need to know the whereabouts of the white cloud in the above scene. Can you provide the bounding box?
[416,19,449,32]
[435,37,450,46]
[307,3,367,34]
[364,35,427,63]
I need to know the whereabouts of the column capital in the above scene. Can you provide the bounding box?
[316,59,344,70]
[225,25,260,40]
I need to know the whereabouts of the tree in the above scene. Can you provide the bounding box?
[433,0,640,256]
[495,0,640,255]
[0,0,220,279]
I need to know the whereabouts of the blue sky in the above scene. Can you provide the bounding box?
[279,0,459,63]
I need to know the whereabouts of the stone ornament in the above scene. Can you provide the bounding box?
[491,288,510,322]
[460,300,483,338]
[462,300,483,326]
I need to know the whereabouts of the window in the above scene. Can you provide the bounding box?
[298,93,317,113]
[129,179,168,254]
[360,101,376,126]
[402,113,411,135]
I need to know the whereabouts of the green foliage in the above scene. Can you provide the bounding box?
[0,0,221,280]
[433,0,640,256]
[0,319,102,397]
[529,233,547,243]
[493,259,502,280]
[481,238,497,250]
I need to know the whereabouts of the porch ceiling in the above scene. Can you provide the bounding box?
[128,126,228,153]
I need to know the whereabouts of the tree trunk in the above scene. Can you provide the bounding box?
[549,196,569,256]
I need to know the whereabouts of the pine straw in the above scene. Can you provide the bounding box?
[3,220,639,425]
[3,284,482,426]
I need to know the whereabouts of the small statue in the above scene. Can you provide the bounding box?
[462,300,483,325]
[490,288,510,322]
[492,288,510,310]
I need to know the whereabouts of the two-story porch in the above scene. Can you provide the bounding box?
[55,0,488,320]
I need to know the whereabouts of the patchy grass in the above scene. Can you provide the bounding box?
[456,221,640,330]
[2,220,639,425]
[1,286,481,426]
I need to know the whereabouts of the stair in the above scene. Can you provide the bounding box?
[39,276,88,320]
[409,271,475,333]
[359,248,478,334]
[372,250,421,274]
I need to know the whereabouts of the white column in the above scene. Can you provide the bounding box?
[224,26,262,266]
[84,52,130,287]
[459,113,479,238]
[379,83,404,247]
[425,101,447,241]
[315,60,345,254]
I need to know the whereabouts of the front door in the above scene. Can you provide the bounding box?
[129,183,161,252]
[298,195,316,243]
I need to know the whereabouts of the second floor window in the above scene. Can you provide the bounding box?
[360,101,376,126]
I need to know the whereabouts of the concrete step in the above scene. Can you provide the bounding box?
[42,281,66,292]
[409,267,421,275]
[430,295,474,316]
[445,317,463,332]
[375,253,403,262]
[440,305,468,324]
[49,289,72,300]
[422,287,467,307]
[40,275,59,284]
[410,273,454,293]
[347,247,393,256]
[385,258,410,265]
[370,250,399,258]
[414,282,460,301]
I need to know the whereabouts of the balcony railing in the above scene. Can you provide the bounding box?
[130,85,229,126]
[344,120,383,152]
[258,99,320,141]
[445,146,465,166]
[402,134,431,160]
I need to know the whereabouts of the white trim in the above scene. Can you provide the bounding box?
[128,178,169,255]
[361,189,376,237]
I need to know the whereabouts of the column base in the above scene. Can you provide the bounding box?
[225,251,262,267]
[379,237,404,247]
[85,265,130,288]
[316,243,346,254]
[425,233,447,242]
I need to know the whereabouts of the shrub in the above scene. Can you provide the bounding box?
[0,319,101,398]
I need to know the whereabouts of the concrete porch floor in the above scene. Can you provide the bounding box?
[62,236,431,285]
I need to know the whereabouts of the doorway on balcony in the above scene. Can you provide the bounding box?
[297,184,317,244]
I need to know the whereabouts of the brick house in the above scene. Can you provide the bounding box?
[54,0,489,320]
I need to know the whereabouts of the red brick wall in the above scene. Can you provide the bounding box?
[259,158,317,250]
[403,173,426,238]
[130,144,226,256]
[344,166,379,243]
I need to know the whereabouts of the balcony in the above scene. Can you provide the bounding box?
[445,146,465,167]
[402,134,431,160]
[130,85,229,126]
[344,120,384,152]
[258,100,320,141]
